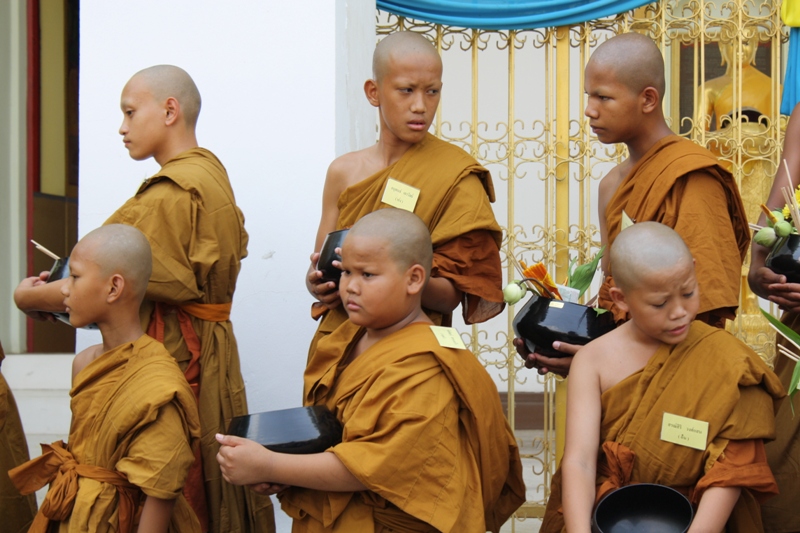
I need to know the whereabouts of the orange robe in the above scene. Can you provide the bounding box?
[541,322,784,532]
[283,321,525,532]
[104,147,274,533]
[9,335,201,533]
[762,312,800,533]
[310,134,505,355]
[0,342,36,533]
[598,135,750,324]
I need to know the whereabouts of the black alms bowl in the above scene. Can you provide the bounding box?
[766,234,800,284]
[592,484,693,533]
[47,257,98,330]
[226,406,343,455]
[512,293,616,358]
[316,229,349,285]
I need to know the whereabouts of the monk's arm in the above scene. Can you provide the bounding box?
[306,160,347,305]
[14,276,67,314]
[216,434,367,492]
[421,276,461,314]
[688,487,740,533]
[137,495,176,533]
[561,349,602,533]
[749,102,800,306]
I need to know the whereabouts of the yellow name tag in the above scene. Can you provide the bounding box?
[430,326,467,350]
[549,301,564,309]
[660,412,708,451]
[381,178,420,212]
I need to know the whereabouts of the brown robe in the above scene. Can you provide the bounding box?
[9,335,201,533]
[541,322,784,532]
[283,321,525,532]
[762,311,800,533]
[598,135,750,323]
[104,147,274,533]
[0,342,36,533]
[310,133,505,357]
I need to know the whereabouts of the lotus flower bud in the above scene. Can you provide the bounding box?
[775,220,793,238]
[503,282,527,305]
[754,227,778,248]
[771,210,785,227]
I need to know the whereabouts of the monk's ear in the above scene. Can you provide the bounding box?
[406,264,426,295]
[641,86,660,114]
[608,286,629,313]
[364,79,380,108]
[164,96,180,126]
[107,274,126,304]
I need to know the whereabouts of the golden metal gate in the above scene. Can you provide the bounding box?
[379,2,786,529]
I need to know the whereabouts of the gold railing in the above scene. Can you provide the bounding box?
[379,2,786,528]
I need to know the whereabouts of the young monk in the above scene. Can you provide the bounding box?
[9,225,201,533]
[541,222,783,533]
[13,65,272,533]
[306,31,505,359]
[220,209,525,532]
[0,341,36,533]
[748,101,800,532]
[519,32,750,376]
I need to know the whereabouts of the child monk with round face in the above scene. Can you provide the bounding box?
[540,222,783,533]
[218,209,525,532]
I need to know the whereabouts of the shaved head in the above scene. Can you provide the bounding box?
[77,224,152,300]
[588,33,665,101]
[373,31,442,82]
[128,65,202,127]
[347,208,433,276]
[610,222,693,292]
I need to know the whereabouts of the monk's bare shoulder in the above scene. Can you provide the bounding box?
[325,145,384,196]
[72,344,103,383]
[598,162,629,206]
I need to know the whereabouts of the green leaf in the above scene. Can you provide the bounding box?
[760,308,800,415]
[593,308,609,315]
[567,245,606,298]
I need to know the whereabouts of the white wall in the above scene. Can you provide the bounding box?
[78,2,373,529]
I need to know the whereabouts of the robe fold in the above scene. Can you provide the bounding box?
[104,147,274,533]
[762,311,800,533]
[9,335,201,533]
[0,342,36,533]
[283,321,525,532]
[310,134,505,356]
[541,322,784,533]
[598,135,750,323]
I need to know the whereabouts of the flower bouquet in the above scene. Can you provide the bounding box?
[753,168,800,283]
[506,248,616,358]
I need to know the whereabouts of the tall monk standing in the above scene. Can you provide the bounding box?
[306,31,505,359]
[518,33,750,376]
[0,341,36,533]
[13,66,274,533]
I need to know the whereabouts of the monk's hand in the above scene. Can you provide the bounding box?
[216,434,273,487]
[14,273,57,322]
[307,253,341,309]
[766,279,800,312]
[248,482,289,496]
[514,337,577,377]
[750,266,786,299]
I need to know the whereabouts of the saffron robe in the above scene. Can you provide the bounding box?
[541,322,784,533]
[104,148,274,533]
[283,321,526,533]
[310,134,505,356]
[0,342,36,533]
[9,335,201,533]
[762,311,800,533]
[598,135,750,323]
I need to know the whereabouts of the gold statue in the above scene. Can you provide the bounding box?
[697,35,776,362]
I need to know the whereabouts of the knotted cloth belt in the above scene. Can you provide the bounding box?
[146,301,231,533]
[9,440,140,533]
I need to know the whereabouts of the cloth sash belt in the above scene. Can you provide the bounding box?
[596,441,636,503]
[8,440,140,533]
[146,301,230,533]
[373,504,437,532]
